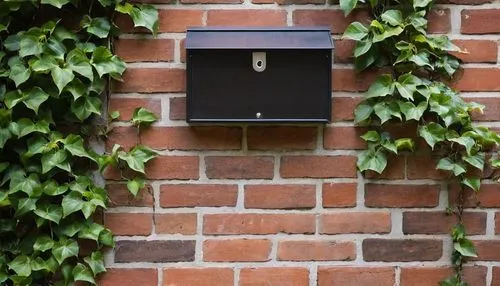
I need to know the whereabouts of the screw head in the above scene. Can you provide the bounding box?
[256,112,262,119]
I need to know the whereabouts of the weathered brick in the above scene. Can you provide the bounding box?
[461,9,500,34]
[115,240,195,262]
[334,39,355,63]
[253,0,324,4]
[247,126,317,150]
[473,240,500,261]
[145,156,199,180]
[203,239,271,262]
[332,68,383,91]
[244,184,316,209]
[439,0,492,3]
[162,268,233,286]
[160,184,238,207]
[106,126,139,151]
[182,0,241,3]
[320,212,391,234]
[207,10,287,26]
[293,9,370,34]
[205,156,274,179]
[400,266,487,286]
[114,39,174,62]
[98,269,158,286]
[427,9,451,33]
[155,213,197,235]
[323,126,366,150]
[467,97,500,121]
[322,182,357,208]
[494,267,500,286]
[280,155,357,178]
[332,97,362,121]
[158,10,204,33]
[364,155,406,179]
[141,127,242,150]
[104,213,152,236]
[107,184,153,207]
[449,184,500,208]
[113,68,185,93]
[363,239,443,262]
[452,40,498,63]
[239,268,309,286]
[203,214,315,235]
[365,184,440,208]
[277,240,355,261]
[496,212,500,234]
[169,97,186,120]
[454,68,500,91]
[403,211,486,235]
[407,154,449,179]
[109,98,161,121]
[318,267,395,286]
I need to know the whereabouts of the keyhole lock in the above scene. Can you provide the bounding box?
[252,52,266,72]
[256,112,262,119]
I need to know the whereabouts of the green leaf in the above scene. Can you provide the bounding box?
[24,87,50,114]
[342,22,368,41]
[340,0,358,16]
[62,191,83,217]
[410,51,433,69]
[73,263,96,284]
[395,138,415,151]
[354,40,372,57]
[81,16,111,38]
[454,239,477,257]
[67,49,93,81]
[33,235,55,252]
[84,251,106,276]
[41,0,71,8]
[4,34,20,51]
[0,192,10,207]
[118,145,157,174]
[354,103,373,123]
[360,131,380,142]
[10,173,39,196]
[15,197,37,216]
[8,255,31,277]
[373,26,403,42]
[436,158,466,176]
[115,2,134,14]
[71,95,102,121]
[395,73,421,100]
[398,101,427,121]
[381,10,403,26]
[31,56,57,73]
[30,257,52,272]
[34,203,63,224]
[45,38,66,60]
[110,110,120,120]
[357,149,387,174]
[462,177,480,192]
[91,47,126,78]
[19,35,44,58]
[99,228,114,247]
[41,149,71,174]
[0,128,11,148]
[130,4,159,35]
[132,107,158,126]
[65,78,87,101]
[9,63,31,87]
[418,123,447,149]
[52,239,79,265]
[366,74,394,98]
[449,136,475,156]
[79,222,105,241]
[413,0,433,9]
[127,177,145,196]
[51,66,74,94]
[58,220,84,237]
[373,101,401,124]
[63,134,95,161]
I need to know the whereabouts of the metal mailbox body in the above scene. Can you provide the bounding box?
[185,27,333,123]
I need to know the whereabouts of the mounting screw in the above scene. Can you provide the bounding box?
[256,112,262,119]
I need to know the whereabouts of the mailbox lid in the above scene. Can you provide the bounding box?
[185,27,334,50]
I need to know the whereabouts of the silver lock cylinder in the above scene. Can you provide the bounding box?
[252,52,266,72]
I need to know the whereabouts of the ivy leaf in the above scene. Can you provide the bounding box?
[9,63,31,87]
[354,103,373,123]
[395,138,415,151]
[8,255,31,277]
[79,222,105,241]
[45,38,66,60]
[62,191,83,217]
[33,235,55,252]
[357,149,387,174]
[41,0,71,8]
[58,220,84,237]
[71,95,102,121]
[73,263,96,284]
[0,192,10,207]
[63,134,95,161]
[10,173,40,196]
[51,66,74,94]
[410,51,433,69]
[34,203,63,224]
[381,10,403,26]
[118,145,156,174]
[366,74,394,98]
[84,251,106,276]
[340,0,358,16]
[360,131,380,142]
[52,239,79,265]
[15,197,37,216]
[67,49,93,81]
[414,0,433,9]
[41,150,71,174]
[91,47,126,78]
[127,177,145,196]
[30,257,56,272]
[418,123,447,149]
[99,228,114,247]
[65,78,87,101]
[454,239,477,257]
[354,40,372,57]
[395,73,421,100]
[373,101,401,124]
[373,26,403,42]
[81,16,111,38]
[130,4,159,35]
[115,2,134,14]
[23,87,50,114]
[436,158,466,176]
[398,101,427,121]
[462,177,480,192]
[19,35,44,58]
[343,22,368,41]
[132,107,158,126]
[0,128,11,148]
[31,55,58,73]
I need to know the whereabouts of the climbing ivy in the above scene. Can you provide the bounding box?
[0,0,158,285]
[340,0,500,284]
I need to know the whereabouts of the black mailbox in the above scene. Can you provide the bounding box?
[185,27,333,123]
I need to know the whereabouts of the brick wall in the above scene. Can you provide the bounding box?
[104,0,500,285]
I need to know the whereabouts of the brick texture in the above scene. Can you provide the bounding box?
[239,268,309,286]
[318,267,395,286]
[203,239,271,262]
[162,268,233,286]
[277,240,356,261]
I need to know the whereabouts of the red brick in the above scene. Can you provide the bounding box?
[280,155,357,178]
[166,185,237,208]
[466,97,500,121]
[180,38,186,63]
[427,9,451,33]
[254,0,324,3]
[365,155,406,179]
[454,68,500,91]
[203,214,315,235]
[247,126,317,150]
[365,184,440,208]
[462,9,500,34]
[400,266,487,286]
[113,68,185,93]
[114,39,174,62]
[363,239,443,262]
[244,184,316,209]
[473,240,500,261]
[293,9,370,34]
[160,184,238,207]
[104,213,152,236]
[320,212,391,234]
[107,183,153,207]
[318,267,395,286]
[334,39,355,63]
[439,0,492,3]
[403,211,486,235]
[98,269,158,286]
[332,97,362,122]
[141,127,242,150]
[106,126,138,151]
[407,154,449,179]
[109,97,161,121]
[158,10,204,33]
[277,240,355,261]
[449,184,500,208]
[136,0,176,3]
[452,40,498,63]
[332,68,384,91]
[207,10,287,26]
[182,0,241,3]
[169,97,186,120]
[323,126,366,150]
[162,268,233,286]
[203,239,271,262]
[240,268,309,286]
[322,183,357,207]
[155,213,197,235]
[496,212,500,234]
[494,267,500,286]
[145,156,199,180]
[205,156,274,179]
[115,240,195,262]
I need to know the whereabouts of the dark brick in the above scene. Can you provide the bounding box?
[115,240,195,263]
[363,239,443,262]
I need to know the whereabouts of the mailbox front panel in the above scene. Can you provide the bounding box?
[187,49,331,122]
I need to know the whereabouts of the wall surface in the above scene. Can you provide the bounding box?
[103,0,500,285]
